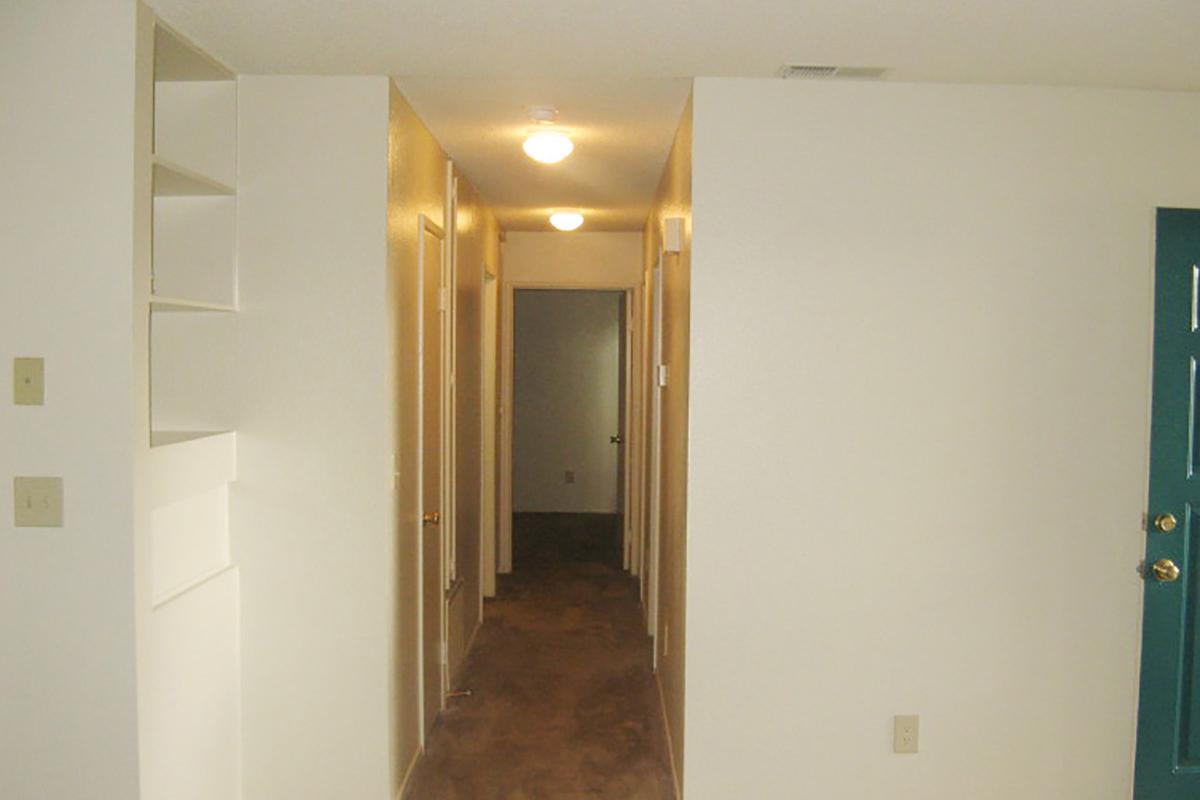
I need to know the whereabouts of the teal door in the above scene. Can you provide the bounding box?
[1136,209,1200,798]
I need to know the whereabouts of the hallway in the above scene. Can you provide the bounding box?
[405,514,675,799]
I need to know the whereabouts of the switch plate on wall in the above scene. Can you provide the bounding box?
[13,357,44,405]
[894,715,919,754]
[564,470,576,484]
[14,477,64,527]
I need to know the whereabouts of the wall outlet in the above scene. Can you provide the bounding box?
[14,476,63,527]
[13,357,44,405]
[564,470,576,484]
[894,715,919,754]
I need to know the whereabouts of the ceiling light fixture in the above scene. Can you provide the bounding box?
[549,211,584,232]
[527,105,559,124]
[523,130,574,164]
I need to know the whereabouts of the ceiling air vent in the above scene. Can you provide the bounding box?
[777,64,889,80]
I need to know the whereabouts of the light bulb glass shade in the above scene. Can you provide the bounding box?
[523,131,574,164]
[549,212,584,231]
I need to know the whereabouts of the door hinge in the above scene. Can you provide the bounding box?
[439,287,449,311]
[657,364,669,387]
[439,641,448,665]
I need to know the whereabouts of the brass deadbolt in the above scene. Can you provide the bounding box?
[1151,558,1181,583]
[1154,513,1178,533]
[422,511,441,526]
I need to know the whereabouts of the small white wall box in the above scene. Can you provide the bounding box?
[664,217,684,253]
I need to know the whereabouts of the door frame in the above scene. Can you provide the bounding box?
[481,267,499,599]
[645,255,664,660]
[497,280,644,578]
[415,212,450,746]
[444,163,458,589]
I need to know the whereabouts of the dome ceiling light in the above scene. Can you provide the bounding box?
[549,211,584,231]
[522,105,574,164]
[523,130,574,164]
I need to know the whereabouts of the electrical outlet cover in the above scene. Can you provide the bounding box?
[893,714,919,754]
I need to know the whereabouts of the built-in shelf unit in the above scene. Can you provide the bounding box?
[150,18,237,446]
[136,13,241,798]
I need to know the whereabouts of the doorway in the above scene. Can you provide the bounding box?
[512,289,626,555]
[498,283,642,581]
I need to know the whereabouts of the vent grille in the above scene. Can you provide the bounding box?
[777,65,889,80]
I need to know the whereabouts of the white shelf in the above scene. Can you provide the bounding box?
[154,80,237,187]
[151,313,236,435]
[147,431,236,506]
[151,295,236,313]
[153,563,236,611]
[154,22,234,82]
[153,156,234,197]
[150,430,234,449]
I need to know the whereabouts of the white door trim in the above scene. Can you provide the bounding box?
[443,162,458,589]
[480,267,498,599]
[647,255,664,665]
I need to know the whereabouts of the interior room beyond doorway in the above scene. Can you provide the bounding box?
[513,289,627,548]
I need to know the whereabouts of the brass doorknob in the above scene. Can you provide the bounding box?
[1151,558,1181,583]
[610,435,623,444]
[1154,513,1178,533]
[422,511,441,526]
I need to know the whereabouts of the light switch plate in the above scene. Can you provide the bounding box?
[894,715,919,754]
[13,357,44,405]
[664,217,684,253]
[14,477,63,527]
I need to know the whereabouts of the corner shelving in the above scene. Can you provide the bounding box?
[136,12,242,799]
[153,21,234,82]
[148,18,238,447]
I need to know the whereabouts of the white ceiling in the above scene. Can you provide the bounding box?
[151,0,1200,231]
[395,78,690,231]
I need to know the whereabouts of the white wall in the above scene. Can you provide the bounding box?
[514,291,623,513]
[0,3,142,798]
[234,76,395,800]
[686,78,1200,799]
[503,231,643,286]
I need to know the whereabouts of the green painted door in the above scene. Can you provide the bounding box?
[1136,208,1200,798]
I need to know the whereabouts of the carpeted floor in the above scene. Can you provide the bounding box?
[403,513,676,800]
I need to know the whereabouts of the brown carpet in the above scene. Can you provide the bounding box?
[404,513,676,800]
